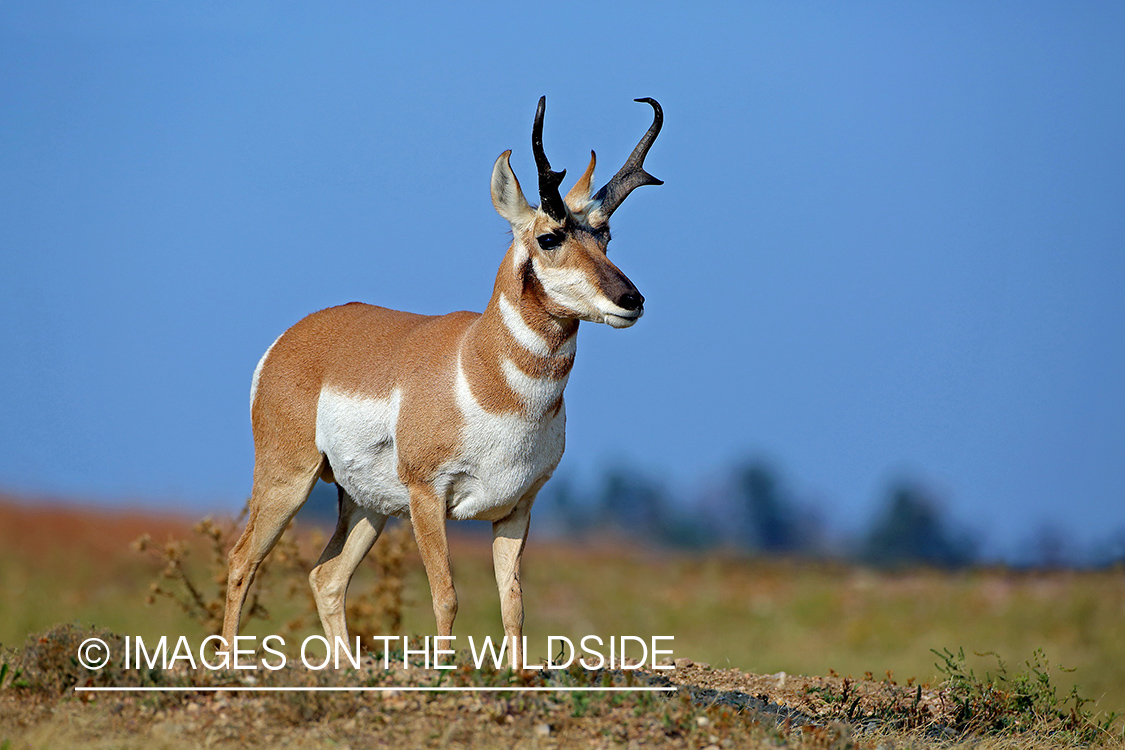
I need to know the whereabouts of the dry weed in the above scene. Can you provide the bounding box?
[133,507,415,640]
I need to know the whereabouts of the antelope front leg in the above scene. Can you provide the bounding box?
[408,485,458,638]
[493,492,534,670]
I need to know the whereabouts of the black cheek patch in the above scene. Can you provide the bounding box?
[520,258,553,310]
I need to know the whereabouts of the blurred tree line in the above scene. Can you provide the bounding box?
[532,459,1123,570]
[535,460,976,568]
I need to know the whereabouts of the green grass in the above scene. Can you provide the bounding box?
[1,503,1123,723]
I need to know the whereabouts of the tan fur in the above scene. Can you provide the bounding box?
[222,99,659,669]
[565,151,597,210]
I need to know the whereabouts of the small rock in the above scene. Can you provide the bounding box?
[151,722,178,739]
[773,671,787,688]
[695,716,710,728]
[674,658,694,669]
[534,723,552,737]
[696,662,711,670]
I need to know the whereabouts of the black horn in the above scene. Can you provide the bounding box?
[593,98,664,218]
[532,96,568,222]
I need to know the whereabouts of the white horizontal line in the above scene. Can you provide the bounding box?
[74,686,676,693]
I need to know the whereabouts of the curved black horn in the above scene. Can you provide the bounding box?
[593,98,664,218]
[532,96,568,221]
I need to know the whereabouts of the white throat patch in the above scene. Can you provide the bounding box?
[498,293,550,356]
[498,292,577,358]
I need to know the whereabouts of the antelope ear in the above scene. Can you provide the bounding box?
[565,151,597,210]
[491,150,534,226]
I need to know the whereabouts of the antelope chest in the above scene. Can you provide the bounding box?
[313,365,566,523]
[440,359,566,521]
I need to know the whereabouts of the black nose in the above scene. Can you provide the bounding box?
[617,290,645,311]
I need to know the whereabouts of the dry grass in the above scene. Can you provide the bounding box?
[1,496,1123,748]
[2,622,1120,749]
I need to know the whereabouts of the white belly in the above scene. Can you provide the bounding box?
[315,387,412,517]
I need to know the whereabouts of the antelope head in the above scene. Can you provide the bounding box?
[490,97,663,329]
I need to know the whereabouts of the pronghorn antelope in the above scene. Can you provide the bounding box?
[222,97,663,668]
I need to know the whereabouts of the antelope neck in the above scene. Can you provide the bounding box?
[457,245,578,412]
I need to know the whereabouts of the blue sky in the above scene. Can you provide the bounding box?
[2,3,1122,553]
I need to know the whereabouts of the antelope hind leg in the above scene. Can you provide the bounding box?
[309,485,387,641]
[221,457,323,645]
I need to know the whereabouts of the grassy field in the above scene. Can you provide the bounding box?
[1,496,1123,747]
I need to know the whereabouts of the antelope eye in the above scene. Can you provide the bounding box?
[536,233,564,251]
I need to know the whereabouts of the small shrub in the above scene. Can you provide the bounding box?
[11,624,156,694]
[134,506,414,641]
[133,511,267,634]
[933,646,1115,742]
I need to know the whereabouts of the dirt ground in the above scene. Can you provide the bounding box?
[1,623,1112,750]
[0,659,940,749]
